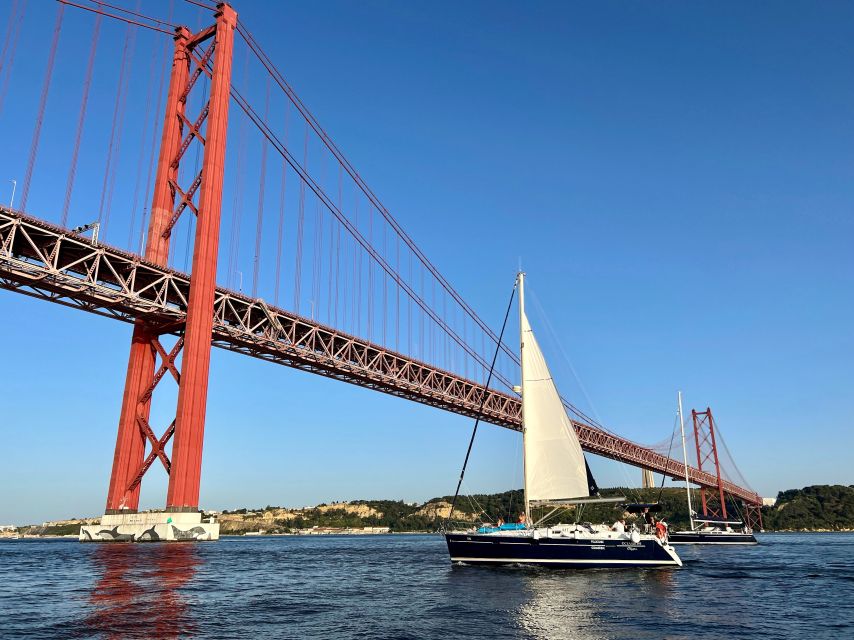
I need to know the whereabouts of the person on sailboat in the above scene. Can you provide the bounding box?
[655,520,668,540]
[643,507,655,533]
[612,519,626,533]
[518,513,528,528]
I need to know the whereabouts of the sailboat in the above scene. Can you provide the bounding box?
[444,273,683,568]
[667,391,758,546]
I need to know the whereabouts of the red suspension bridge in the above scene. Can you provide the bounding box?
[0,1,762,531]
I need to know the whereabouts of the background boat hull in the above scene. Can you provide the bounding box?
[668,531,757,545]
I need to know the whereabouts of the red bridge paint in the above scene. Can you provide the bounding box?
[105,3,238,514]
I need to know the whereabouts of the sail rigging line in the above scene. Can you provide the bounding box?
[506,427,522,522]
[655,412,680,504]
[443,280,517,530]
[458,479,494,526]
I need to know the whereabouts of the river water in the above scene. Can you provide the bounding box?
[1,533,851,639]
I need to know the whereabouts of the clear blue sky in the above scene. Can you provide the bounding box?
[1,0,852,524]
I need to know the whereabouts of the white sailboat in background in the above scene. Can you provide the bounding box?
[667,391,758,545]
[444,272,683,567]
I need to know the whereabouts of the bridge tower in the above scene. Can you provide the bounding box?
[82,3,237,542]
[691,407,728,519]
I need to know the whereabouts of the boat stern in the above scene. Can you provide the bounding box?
[661,540,683,567]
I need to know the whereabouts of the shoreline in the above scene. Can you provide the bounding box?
[3,530,854,541]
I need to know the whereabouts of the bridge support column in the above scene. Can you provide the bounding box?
[92,4,236,539]
[166,3,237,512]
[105,26,190,514]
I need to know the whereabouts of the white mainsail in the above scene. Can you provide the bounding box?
[519,272,589,509]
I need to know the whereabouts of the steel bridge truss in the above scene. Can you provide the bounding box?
[0,207,762,507]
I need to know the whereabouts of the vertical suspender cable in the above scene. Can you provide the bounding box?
[420,267,425,358]
[293,124,307,312]
[237,26,519,368]
[334,165,342,325]
[273,111,288,306]
[227,46,250,288]
[0,0,26,116]
[62,14,101,227]
[353,195,359,334]
[139,32,169,254]
[0,0,18,79]
[126,25,156,244]
[382,224,387,345]
[20,4,63,212]
[310,131,322,319]
[367,205,373,339]
[252,78,271,297]
[229,85,519,391]
[326,171,334,322]
[311,192,322,319]
[97,19,135,236]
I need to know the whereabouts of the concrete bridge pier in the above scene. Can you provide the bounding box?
[79,512,219,542]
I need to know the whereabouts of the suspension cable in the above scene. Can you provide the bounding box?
[234,23,519,367]
[57,0,175,35]
[228,82,519,392]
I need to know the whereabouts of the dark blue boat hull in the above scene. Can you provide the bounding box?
[445,533,681,567]
[668,530,757,545]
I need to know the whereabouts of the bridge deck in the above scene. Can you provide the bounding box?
[0,208,761,506]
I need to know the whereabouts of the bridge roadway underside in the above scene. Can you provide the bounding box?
[0,208,761,506]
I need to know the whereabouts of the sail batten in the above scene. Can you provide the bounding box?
[519,279,590,503]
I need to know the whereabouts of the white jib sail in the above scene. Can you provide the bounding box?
[520,300,589,503]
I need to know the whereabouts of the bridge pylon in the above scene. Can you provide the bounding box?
[691,407,728,520]
[81,3,237,543]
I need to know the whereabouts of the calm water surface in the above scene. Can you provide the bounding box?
[1,533,852,639]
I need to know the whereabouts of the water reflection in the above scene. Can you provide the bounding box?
[515,568,677,640]
[84,544,200,639]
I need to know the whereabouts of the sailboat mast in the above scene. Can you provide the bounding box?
[677,390,695,531]
[518,271,531,524]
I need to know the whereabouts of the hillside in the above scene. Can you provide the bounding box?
[5,485,852,536]
[762,485,854,531]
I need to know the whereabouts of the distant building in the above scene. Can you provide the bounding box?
[762,497,777,507]
[0,525,16,531]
